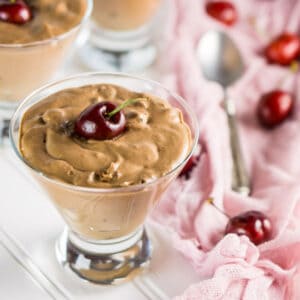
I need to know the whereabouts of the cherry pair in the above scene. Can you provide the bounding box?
[205,2,300,65]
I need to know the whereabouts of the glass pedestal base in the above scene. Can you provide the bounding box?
[79,43,157,72]
[56,227,152,285]
[0,105,15,146]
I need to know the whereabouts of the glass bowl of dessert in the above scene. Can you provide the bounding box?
[10,72,199,284]
[79,0,165,72]
[0,0,92,111]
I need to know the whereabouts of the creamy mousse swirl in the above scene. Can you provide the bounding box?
[20,84,192,188]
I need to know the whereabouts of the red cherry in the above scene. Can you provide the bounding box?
[265,33,300,66]
[225,211,272,245]
[180,155,198,177]
[180,144,201,178]
[206,1,237,26]
[0,0,32,25]
[257,90,293,128]
[74,102,126,140]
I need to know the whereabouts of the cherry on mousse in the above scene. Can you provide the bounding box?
[205,1,238,26]
[208,198,272,245]
[257,90,294,128]
[0,0,32,24]
[265,33,300,66]
[73,101,130,140]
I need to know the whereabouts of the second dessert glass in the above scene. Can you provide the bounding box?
[10,73,199,284]
[0,0,93,111]
[80,0,166,72]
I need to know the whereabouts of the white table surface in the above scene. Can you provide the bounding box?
[0,51,200,300]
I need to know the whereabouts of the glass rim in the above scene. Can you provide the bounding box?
[0,0,93,49]
[9,72,200,193]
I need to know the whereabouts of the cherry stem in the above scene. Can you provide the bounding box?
[106,98,138,119]
[290,61,299,74]
[276,60,299,88]
[207,198,230,219]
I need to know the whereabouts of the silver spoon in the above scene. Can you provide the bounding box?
[196,30,250,196]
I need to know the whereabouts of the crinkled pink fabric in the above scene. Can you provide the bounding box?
[151,0,300,299]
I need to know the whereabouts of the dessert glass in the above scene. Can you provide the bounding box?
[0,0,93,111]
[10,73,199,284]
[80,0,165,72]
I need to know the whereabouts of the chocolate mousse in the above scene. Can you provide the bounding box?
[0,0,87,44]
[92,0,161,31]
[19,84,192,188]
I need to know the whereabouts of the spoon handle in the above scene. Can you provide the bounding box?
[224,94,250,196]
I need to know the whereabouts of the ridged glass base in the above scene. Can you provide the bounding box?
[56,227,152,285]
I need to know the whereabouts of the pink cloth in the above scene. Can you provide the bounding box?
[151,0,300,299]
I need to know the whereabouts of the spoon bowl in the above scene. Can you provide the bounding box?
[197,30,244,87]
